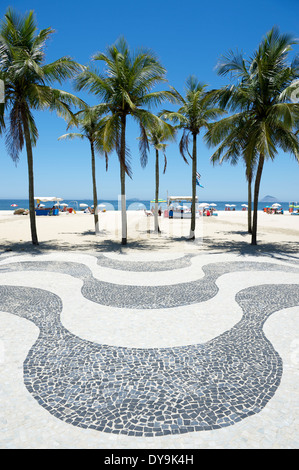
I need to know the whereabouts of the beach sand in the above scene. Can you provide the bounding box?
[0,209,298,256]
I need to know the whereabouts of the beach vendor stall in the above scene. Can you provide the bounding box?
[34,197,63,215]
[289,202,299,214]
[166,196,198,219]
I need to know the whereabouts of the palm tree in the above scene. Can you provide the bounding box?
[75,37,175,245]
[161,76,225,239]
[145,121,175,233]
[0,8,84,245]
[58,105,108,233]
[214,27,299,245]
[205,113,258,233]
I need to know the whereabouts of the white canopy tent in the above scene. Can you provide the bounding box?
[34,197,63,215]
[34,197,63,204]
[167,196,198,205]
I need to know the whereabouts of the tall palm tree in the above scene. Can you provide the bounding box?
[75,37,175,245]
[205,113,258,233]
[145,121,175,233]
[58,105,108,233]
[0,8,84,245]
[161,76,225,239]
[214,27,299,245]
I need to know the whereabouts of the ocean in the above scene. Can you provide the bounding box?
[0,198,295,212]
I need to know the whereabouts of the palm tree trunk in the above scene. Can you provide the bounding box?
[22,110,39,245]
[154,148,160,233]
[189,132,197,239]
[247,170,252,234]
[251,153,265,245]
[120,114,127,245]
[90,140,99,233]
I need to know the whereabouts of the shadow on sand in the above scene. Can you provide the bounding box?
[0,228,298,263]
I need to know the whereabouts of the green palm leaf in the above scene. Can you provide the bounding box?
[210,26,299,244]
[75,37,173,244]
[0,8,85,245]
[161,76,225,238]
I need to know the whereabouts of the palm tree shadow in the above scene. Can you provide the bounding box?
[202,234,299,262]
[1,230,298,262]
[0,236,187,255]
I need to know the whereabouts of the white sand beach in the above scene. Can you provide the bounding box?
[0,209,298,255]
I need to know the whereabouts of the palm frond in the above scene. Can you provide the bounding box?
[58,132,85,141]
[42,57,85,84]
[138,120,150,168]
[179,129,191,163]
[5,101,24,162]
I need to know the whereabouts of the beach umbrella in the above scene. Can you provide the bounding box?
[199,202,209,207]
[272,203,281,207]
[60,203,68,206]
[79,203,88,208]
[225,204,231,207]
[210,203,217,207]
[241,204,248,207]
[98,204,106,208]
[230,204,236,207]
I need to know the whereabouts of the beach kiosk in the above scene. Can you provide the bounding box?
[289,202,299,214]
[166,196,198,218]
[34,197,63,216]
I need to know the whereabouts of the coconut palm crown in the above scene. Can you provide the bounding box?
[161,76,225,239]
[75,37,175,245]
[58,105,109,232]
[0,8,85,244]
[205,112,258,233]
[145,120,176,233]
[211,26,299,244]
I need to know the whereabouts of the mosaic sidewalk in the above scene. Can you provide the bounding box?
[0,250,298,448]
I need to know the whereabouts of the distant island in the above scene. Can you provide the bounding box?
[260,195,280,203]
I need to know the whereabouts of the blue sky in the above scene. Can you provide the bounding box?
[0,0,299,202]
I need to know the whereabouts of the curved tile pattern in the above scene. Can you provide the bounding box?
[0,284,298,435]
[96,253,196,271]
[0,259,298,309]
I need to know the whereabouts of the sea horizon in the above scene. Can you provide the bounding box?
[0,198,296,212]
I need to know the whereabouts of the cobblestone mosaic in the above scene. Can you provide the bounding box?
[0,282,298,436]
[0,259,298,309]
[96,253,195,271]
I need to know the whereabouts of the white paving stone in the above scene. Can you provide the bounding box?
[0,250,298,448]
